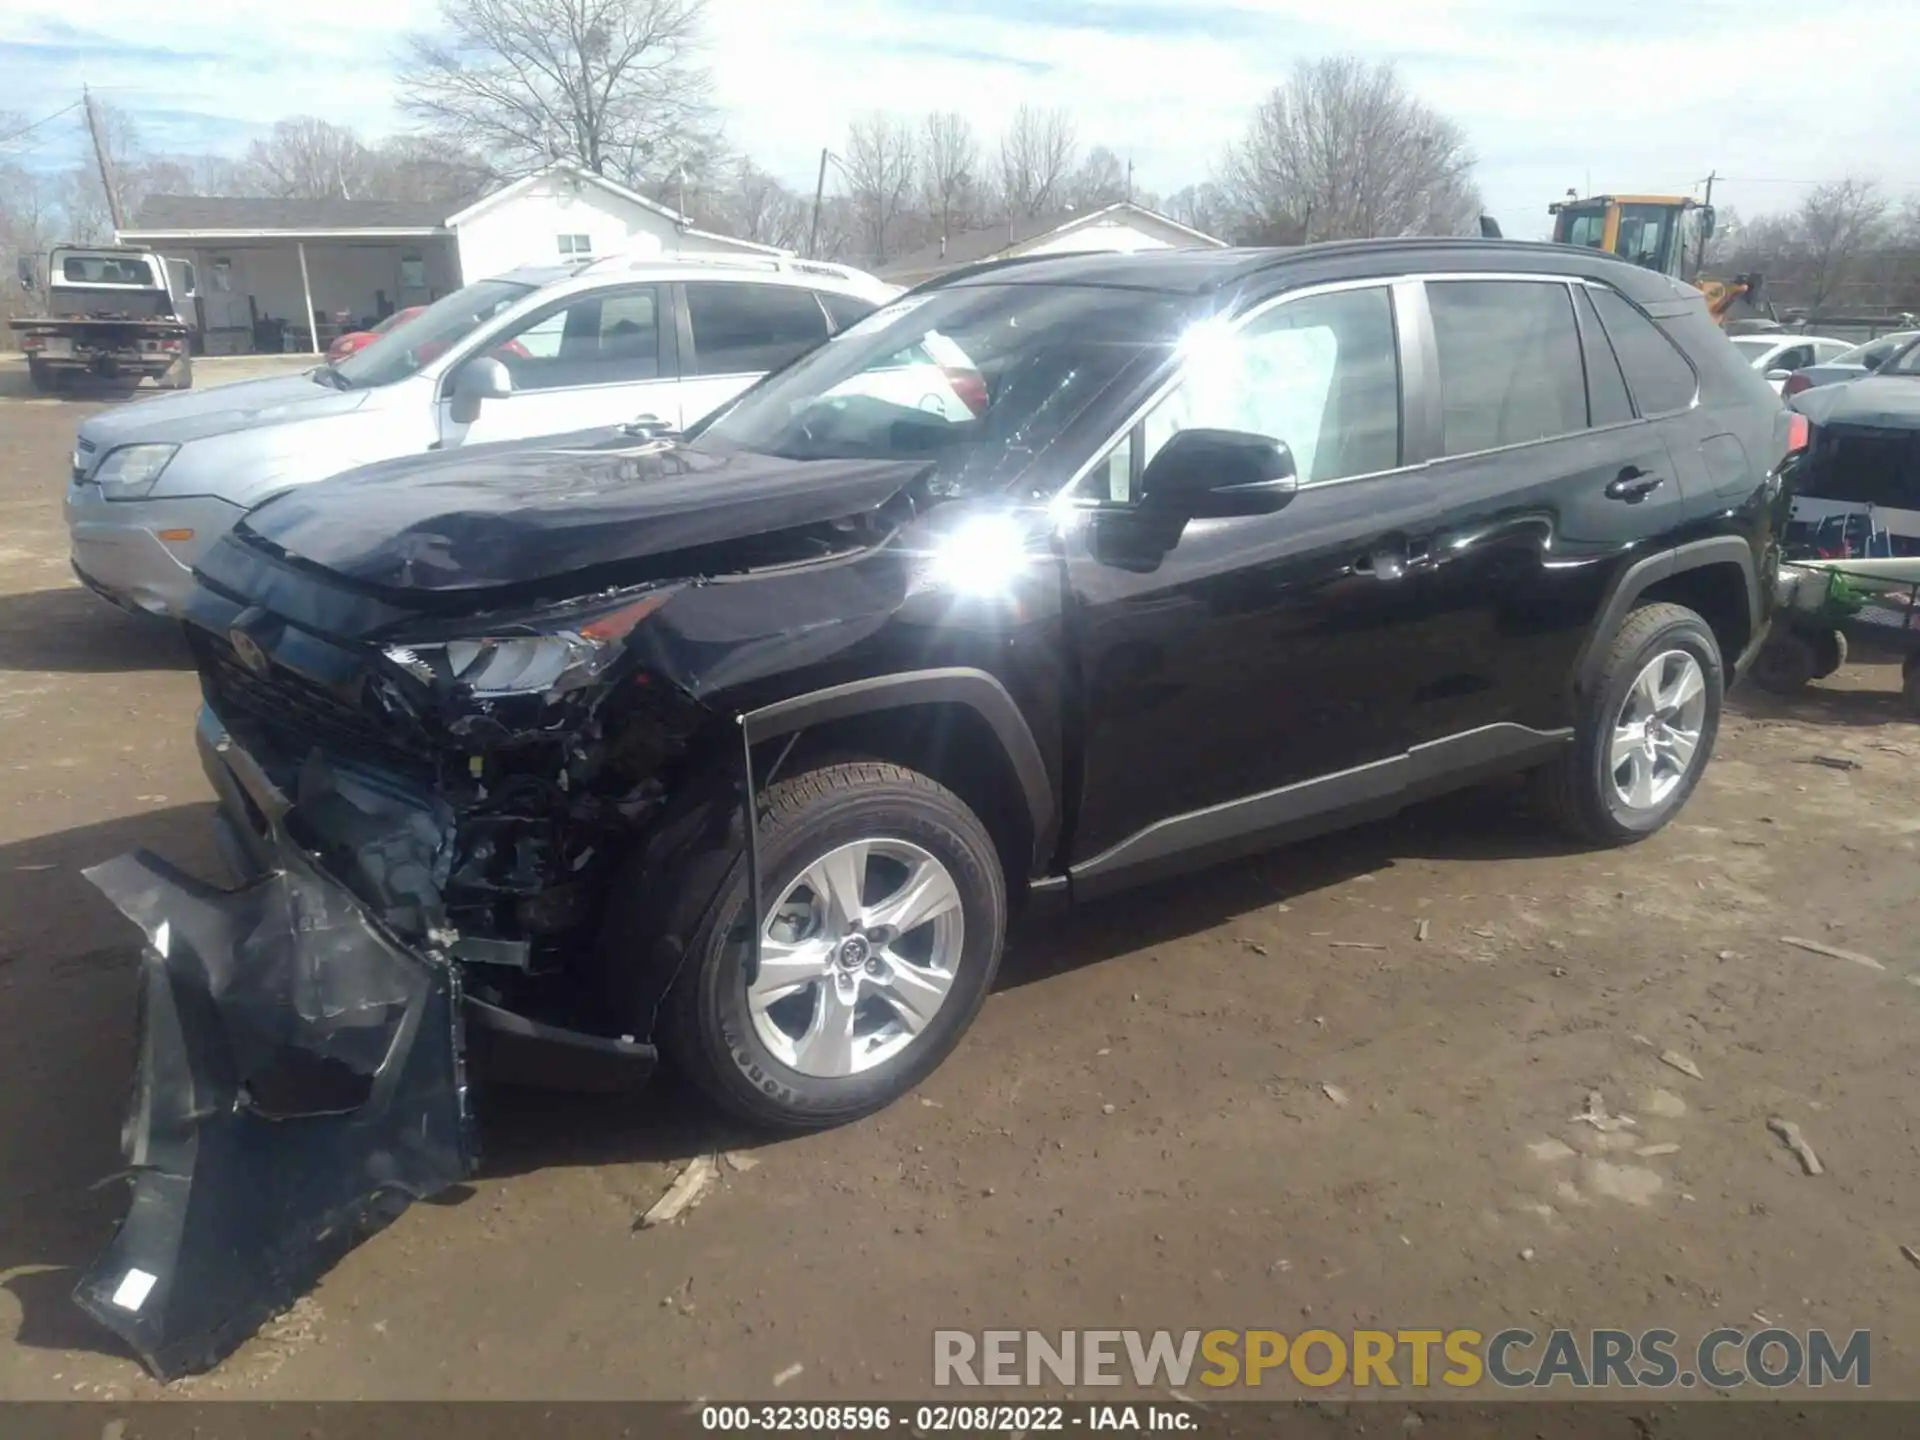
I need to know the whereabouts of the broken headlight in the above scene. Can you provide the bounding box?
[384,589,674,698]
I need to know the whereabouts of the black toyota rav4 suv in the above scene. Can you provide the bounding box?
[84,240,1789,1376]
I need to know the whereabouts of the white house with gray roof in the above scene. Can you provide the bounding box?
[117,162,785,355]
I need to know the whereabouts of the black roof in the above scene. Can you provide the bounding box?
[932,238,1694,307]
[127,195,452,232]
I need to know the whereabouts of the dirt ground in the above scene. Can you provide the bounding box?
[3,388,1919,1405]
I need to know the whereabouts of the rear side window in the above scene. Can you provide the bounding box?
[686,282,831,376]
[1427,280,1586,456]
[818,291,878,333]
[1574,287,1633,426]
[1587,286,1697,415]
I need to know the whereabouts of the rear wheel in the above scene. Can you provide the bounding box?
[1751,630,1819,693]
[606,760,1008,1130]
[1809,627,1847,680]
[1534,602,1723,845]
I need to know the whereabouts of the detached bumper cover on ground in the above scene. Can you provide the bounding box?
[76,843,474,1381]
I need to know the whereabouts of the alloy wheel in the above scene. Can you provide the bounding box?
[1608,648,1708,814]
[745,838,966,1078]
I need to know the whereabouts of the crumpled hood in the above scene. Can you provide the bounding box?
[79,372,371,450]
[236,432,931,594]
[1790,375,1920,431]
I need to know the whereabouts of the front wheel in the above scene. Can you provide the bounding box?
[1534,602,1724,846]
[615,760,1008,1130]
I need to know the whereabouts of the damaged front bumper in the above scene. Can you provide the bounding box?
[77,706,654,1380]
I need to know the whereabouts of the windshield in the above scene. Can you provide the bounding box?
[333,279,534,388]
[688,284,1189,493]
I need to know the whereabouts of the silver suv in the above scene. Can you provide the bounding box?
[65,254,897,616]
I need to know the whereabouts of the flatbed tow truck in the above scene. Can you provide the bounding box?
[12,245,197,391]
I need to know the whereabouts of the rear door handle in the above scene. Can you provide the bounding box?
[1353,538,1431,581]
[1605,466,1665,503]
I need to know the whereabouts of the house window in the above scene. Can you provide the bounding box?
[558,233,593,258]
[400,252,426,289]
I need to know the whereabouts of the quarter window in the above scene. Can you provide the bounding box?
[1574,287,1633,427]
[1427,280,1586,455]
[686,282,831,375]
[1586,286,1697,415]
[1136,285,1401,490]
[818,291,879,333]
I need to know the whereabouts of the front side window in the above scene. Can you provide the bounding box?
[1883,338,1920,376]
[488,286,662,390]
[1587,286,1697,415]
[690,284,1188,497]
[1428,280,1586,456]
[1133,286,1400,490]
[686,282,831,376]
[332,277,535,388]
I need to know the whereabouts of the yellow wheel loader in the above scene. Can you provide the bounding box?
[1545,194,1764,325]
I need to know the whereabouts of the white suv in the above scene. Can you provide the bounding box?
[66,254,898,616]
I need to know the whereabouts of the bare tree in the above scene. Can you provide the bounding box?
[1796,177,1888,313]
[711,158,808,251]
[921,110,980,242]
[365,135,496,205]
[1163,181,1232,239]
[241,117,376,198]
[843,112,917,263]
[998,105,1076,219]
[402,0,716,191]
[1068,145,1129,211]
[1221,57,1481,243]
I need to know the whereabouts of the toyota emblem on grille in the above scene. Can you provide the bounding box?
[229,629,270,676]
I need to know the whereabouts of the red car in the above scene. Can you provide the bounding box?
[325,305,425,364]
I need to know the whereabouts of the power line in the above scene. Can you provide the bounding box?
[0,101,83,149]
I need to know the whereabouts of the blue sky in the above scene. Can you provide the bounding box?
[5,0,1919,237]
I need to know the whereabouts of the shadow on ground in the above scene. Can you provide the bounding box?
[0,773,1580,1363]
[0,586,190,673]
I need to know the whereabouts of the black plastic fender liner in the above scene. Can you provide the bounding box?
[75,848,474,1382]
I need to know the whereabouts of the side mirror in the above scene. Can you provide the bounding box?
[1140,428,1298,519]
[1478,215,1504,240]
[1863,354,1887,373]
[1766,369,1792,384]
[16,256,36,291]
[448,355,512,423]
[1700,205,1717,239]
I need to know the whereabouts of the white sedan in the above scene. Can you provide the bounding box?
[1727,334,1855,393]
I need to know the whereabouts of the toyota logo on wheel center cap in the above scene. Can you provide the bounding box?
[836,934,872,970]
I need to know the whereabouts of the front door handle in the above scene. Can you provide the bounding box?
[1605,466,1666,503]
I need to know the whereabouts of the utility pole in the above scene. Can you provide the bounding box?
[1695,169,1718,277]
[83,86,126,234]
[1125,157,1134,206]
[808,147,831,259]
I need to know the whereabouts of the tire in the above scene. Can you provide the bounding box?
[26,357,54,393]
[1533,602,1724,846]
[1750,630,1818,693]
[604,759,1008,1131]
[1903,656,1920,715]
[1810,628,1847,681]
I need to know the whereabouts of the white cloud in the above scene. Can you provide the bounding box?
[6,0,1919,232]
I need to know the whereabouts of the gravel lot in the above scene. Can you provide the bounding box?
[3,382,1919,1402]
